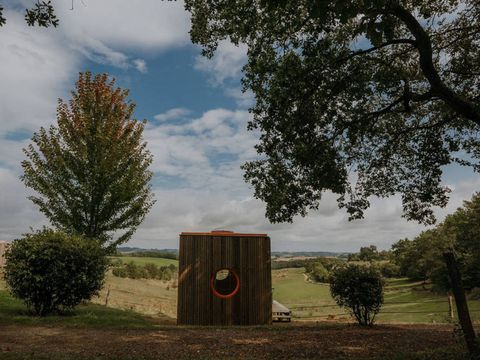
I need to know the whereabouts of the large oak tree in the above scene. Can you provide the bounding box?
[22,72,155,250]
[186,0,480,225]
[0,1,58,28]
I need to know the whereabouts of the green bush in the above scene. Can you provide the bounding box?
[377,262,401,278]
[4,229,108,316]
[309,262,330,283]
[330,264,384,326]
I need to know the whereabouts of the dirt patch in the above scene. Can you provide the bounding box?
[0,323,463,359]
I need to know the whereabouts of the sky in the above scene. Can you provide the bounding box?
[0,0,478,252]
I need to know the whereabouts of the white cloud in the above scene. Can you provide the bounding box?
[55,0,190,52]
[224,87,255,109]
[0,168,48,241]
[154,108,191,122]
[48,0,190,70]
[194,41,247,85]
[133,59,148,74]
[0,12,78,136]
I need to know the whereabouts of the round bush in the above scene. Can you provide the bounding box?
[4,230,108,316]
[330,264,384,326]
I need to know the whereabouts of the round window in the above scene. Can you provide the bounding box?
[211,268,240,299]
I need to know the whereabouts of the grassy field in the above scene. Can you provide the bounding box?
[273,268,480,323]
[110,256,178,266]
[2,265,480,324]
[0,287,156,329]
[91,272,177,319]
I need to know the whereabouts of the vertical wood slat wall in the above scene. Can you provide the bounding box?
[177,231,272,326]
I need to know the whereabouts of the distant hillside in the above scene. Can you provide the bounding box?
[117,247,178,255]
[272,251,350,258]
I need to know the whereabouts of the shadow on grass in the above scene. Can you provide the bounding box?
[0,290,157,329]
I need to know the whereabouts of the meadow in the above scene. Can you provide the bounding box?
[273,268,480,323]
[2,264,479,324]
[109,256,178,267]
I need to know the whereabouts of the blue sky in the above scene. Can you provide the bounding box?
[0,0,478,252]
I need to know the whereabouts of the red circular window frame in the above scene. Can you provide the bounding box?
[210,268,240,299]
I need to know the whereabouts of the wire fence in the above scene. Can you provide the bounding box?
[288,297,480,320]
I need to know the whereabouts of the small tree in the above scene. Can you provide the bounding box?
[21,72,155,250]
[330,264,384,326]
[4,229,108,316]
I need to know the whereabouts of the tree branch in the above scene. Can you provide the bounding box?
[341,38,416,62]
[387,3,480,127]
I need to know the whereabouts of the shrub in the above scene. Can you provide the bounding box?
[112,267,128,278]
[309,263,330,283]
[377,262,401,278]
[144,263,159,279]
[4,229,108,316]
[330,264,384,326]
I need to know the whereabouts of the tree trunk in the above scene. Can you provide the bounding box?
[444,252,479,359]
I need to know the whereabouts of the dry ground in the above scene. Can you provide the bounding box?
[0,323,464,360]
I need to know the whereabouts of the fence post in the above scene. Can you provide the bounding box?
[448,294,454,320]
[105,285,111,307]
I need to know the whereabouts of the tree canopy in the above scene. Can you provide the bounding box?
[391,192,480,290]
[186,0,480,224]
[0,1,58,28]
[21,72,155,250]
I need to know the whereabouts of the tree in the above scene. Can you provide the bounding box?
[186,0,480,225]
[4,229,108,316]
[308,262,330,283]
[438,193,480,290]
[330,264,384,326]
[0,1,58,28]
[21,72,155,250]
[358,245,379,262]
[391,230,446,283]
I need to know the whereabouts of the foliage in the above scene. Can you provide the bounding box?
[330,264,384,326]
[272,259,309,270]
[391,230,447,283]
[0,1,58,28]
[359,246,380,261]
[186,0,480,225]
[111,262,177,281]
[21,72,155,250]
[375,262,402,278]
[118,251,178,260]
[307,262,330,283]
[391,193,480,291]
[4,229,108,316]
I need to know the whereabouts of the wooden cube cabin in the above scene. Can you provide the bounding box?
[177,230,272,326]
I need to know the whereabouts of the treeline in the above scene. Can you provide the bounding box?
[273,257,346,283]
[115,251,178,260]
[112,262,177,281]
[347,245,391,262]
[390,193,480,292]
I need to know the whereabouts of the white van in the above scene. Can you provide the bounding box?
[272,300,291,322]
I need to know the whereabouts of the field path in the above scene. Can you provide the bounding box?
[0,323,462,359]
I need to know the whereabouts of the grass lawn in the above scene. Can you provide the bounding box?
[0,290,157,328]
[110,256,178,267]
[272,268,480,323]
